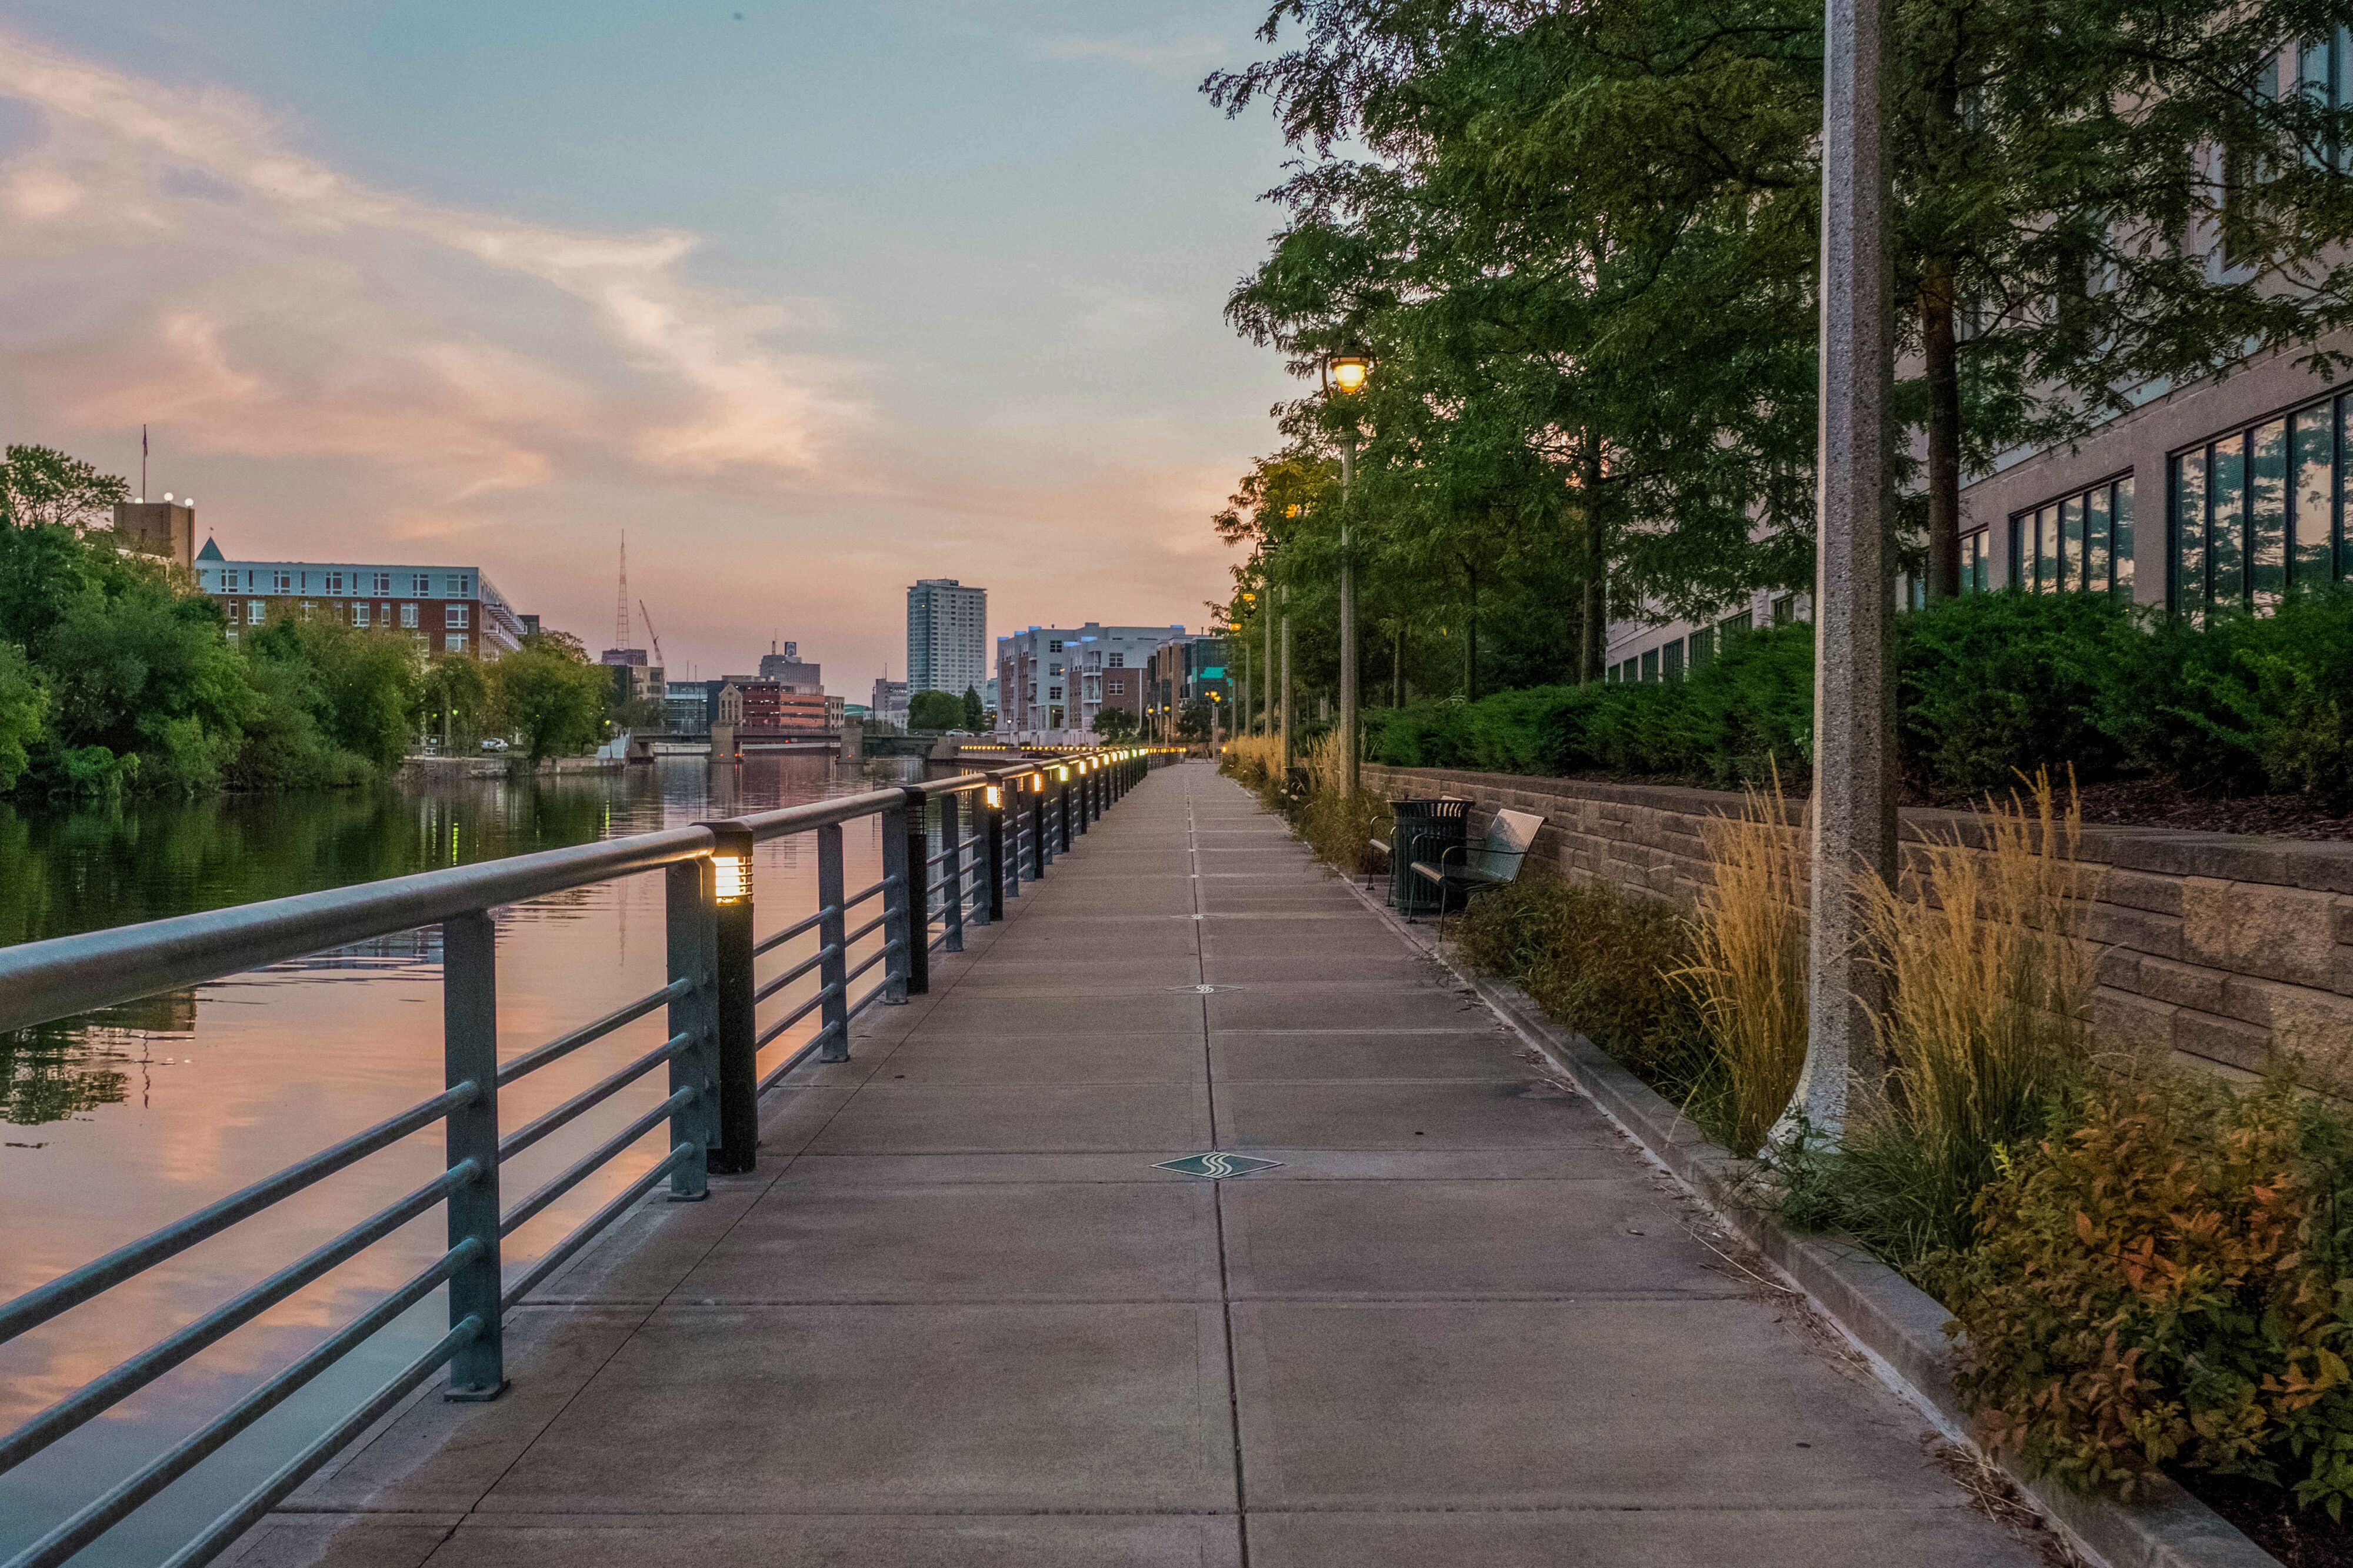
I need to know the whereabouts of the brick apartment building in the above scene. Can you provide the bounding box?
[192,539,525,659]
[995,623,1186,735]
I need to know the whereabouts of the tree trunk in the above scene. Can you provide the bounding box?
[1922,253,1962,602]
[1578,436,1608,680]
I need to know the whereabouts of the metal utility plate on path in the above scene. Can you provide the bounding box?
[1155,1152,1282,1180]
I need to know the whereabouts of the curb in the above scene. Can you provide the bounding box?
[1333,869,2278,1568]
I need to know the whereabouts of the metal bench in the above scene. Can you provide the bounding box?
[1411,808,1542,923]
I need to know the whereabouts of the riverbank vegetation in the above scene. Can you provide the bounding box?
[0,445,617,797]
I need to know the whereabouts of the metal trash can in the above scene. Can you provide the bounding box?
[1388,798,1469,916]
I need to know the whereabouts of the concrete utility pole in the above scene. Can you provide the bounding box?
[1338,435,1359,796]
[1262,602,1274,737]
[1785,0,1897,1139]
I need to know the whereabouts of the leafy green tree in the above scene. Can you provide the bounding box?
[1176,698,1214,742]
[244,618,421,771]
[0,642,47,792]
[42,572,255,794]
[1,445,129,531]
[419,652,492,748]
[1092,706,1139,740]
[907,689,964,731]
[492,633,610,764]
[962,686,986,731]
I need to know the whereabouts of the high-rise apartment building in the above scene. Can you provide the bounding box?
[905,579,988,699]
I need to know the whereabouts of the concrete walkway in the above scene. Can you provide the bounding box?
[241,761,2044,1567]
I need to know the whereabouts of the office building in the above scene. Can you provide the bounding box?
[757,641,824,691]
[906,579,988,699]
[192,539,525,658]
[995,623,1187,735]
[870,677,909,728]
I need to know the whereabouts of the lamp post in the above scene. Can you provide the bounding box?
[1322,349,1372,796]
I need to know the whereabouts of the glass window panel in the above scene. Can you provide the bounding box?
[2211,435,2246,608]
[1662,640,1685,680]
[2114,477,2135,598]
[2060,496,2085,590]
[2035,507,2057,592]
[2008,516,2026,588]
[2174,452,2207,618]
[2250,418,2288,610]
[2293,403,2334,589]
[1689,627,1715,669]
[2085,485,2111,592]
[1641,649,1659,682]
[2341,394,2352,582]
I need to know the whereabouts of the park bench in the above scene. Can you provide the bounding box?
[1411,807,1543,920]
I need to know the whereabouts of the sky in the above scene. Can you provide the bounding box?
[0,1,1304,699]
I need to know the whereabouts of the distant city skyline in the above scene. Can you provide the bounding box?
[0,4,1298,701]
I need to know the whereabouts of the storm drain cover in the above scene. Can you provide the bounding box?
[1155,1152,1283,1180]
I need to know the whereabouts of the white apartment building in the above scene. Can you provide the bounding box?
[995,623,1185,736]
[906,579,989,699]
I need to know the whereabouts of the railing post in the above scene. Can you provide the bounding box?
[701,822,756,1176]
[816,822,851,1062]
[886,790,921,1001]
[1030,784,1047,878]
[442,909,504,1400]
[1058,776,1073,852]
[1075,767,1089,836]
[983,785,1005,922]
[942,790,966,950]
[665,859,716,1199]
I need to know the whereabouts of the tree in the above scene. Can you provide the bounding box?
[962,685,986,731]
[907,689,964,731]
[1,446,130,531]
[1092,706,1139,740]
[492,633,610,765]
[1176,698,1214,742]
[0,643,46,792]
[419,653,492,747]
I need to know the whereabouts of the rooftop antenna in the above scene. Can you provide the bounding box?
[614,532,631,650]
[140,425,148,500]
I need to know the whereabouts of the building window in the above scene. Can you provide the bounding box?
[2011,474,2134,599]
[1108,652,1124,668]
[445,576,465,596]
[1771,595,1795,625]
[247,599,265,623]
[2172,393,2346,620]
[413,574,432,595]
[1688,626,1715,670]
[445,634,466,653]
[1722,609,1754,639]
[1048,639,1064,653]
[373,572,392,595]
[1959,528,1993,592]
[326,572,344,594]
[1640,649,1659,682]
[445,605,469,628]
[299,600,316,621]
[352,604,370,628]
[273,572,293,593]
[1661,640,1685,682]
[401,603,418,629]
[1048,685,1062,700]
[1108,678,1124,695]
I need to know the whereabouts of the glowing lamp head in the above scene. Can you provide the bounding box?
[984,784,1003,809]
[712,853,750,905]
[1324,351,1372,396]
[1056,765,1070,782]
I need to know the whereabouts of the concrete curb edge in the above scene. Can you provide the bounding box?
[1329,866,2278,1568]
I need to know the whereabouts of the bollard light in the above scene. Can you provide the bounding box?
[985,783,1003,809]
[1057,765,1070,782]
[713,851,751,904]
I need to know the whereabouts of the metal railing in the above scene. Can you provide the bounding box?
[0,745,1172,1568]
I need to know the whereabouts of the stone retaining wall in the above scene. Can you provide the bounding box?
[1363,763,2353,1079]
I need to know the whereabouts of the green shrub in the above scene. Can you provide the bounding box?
[1895,591,2144,795]
[2141,592,2353,806]
[1939,1075,2353,1512]
[1454,878,1728,1136]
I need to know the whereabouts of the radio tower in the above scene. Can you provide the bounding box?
[614,532,632,652]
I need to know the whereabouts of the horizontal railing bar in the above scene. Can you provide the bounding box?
[157,1316,483,1568]
[497,979,690,1088]
[497,1033,694,1163]
[842,876,891,913]
[4,1243,480,1568]
[758,1023,838,1092]
[842,940,899,990]
[845,975,894,1022]
[728,787,913,842]
[499,1143,696,1310]
[500,1088,695,1239]
[752,905,833,958]
[0,1159,478,1477]
[0,826,716,1037]
[843,910,889,949]
[0,1081,477,1347]
[752,944,834,1005]
[754,982,839,1050]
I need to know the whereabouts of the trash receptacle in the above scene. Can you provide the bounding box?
[1388,798,1469,916]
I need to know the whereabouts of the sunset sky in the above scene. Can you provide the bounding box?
[0,2,1299,696]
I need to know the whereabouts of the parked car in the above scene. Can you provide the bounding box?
[479,738,510,753]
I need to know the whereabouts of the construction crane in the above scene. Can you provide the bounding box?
[638,600,664,668]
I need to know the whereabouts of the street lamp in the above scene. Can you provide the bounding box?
[1322,347,1372,797]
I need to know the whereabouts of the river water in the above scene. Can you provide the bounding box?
[0,755,903,1566]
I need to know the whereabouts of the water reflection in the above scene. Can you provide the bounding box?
[0,755,902,1567]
